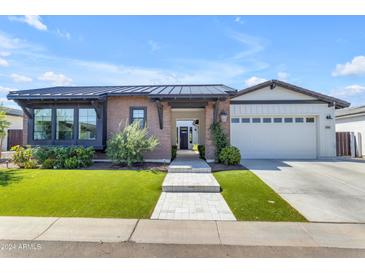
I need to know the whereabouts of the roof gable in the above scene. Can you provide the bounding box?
[233,80,350,109]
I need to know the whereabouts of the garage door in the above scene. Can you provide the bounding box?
[231,116,317,159]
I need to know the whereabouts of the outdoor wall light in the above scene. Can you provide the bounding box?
[220,111,228,122]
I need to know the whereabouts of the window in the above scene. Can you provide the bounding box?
[131,107,146,127]
[284,117,293,123]
[263,118,272,123]
[295,117,304,123]
[34,109,52,140]
[273,117,282,123]
[252,118,261,123]
[56,109,74,140]
[306,117,315,123]
[231,118,240,123]
[79,108,97,140]
[241,118,250,123]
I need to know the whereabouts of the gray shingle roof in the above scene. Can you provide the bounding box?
[336,105,365,118]
[1,107,23,117]
[7,84,237,100]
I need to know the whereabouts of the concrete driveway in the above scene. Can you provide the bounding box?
[241,159,365,223]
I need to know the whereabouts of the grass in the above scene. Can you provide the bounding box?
[0,169,165,219]
[214,170,307,222]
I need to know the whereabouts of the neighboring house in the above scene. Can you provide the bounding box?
[7,80,349,161]
[336,106,365,157]
[230,80,349,159]
[1,107,23,151]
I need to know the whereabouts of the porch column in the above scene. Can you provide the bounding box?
[205,101,215,161]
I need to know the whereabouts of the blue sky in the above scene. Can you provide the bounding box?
[0,16,365,108]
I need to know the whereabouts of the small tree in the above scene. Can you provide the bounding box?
[106,121,159,166]
[210,122,228,161]
[0,106,11,158]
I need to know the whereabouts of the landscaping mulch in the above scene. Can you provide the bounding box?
[209,163,247,172]
[83,162,169,172]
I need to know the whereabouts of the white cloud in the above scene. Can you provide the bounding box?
[277,72,289,81]
[38,71,72,85]
[234,16,245,25]
[10,73,32,83]
[9,15,47,31]
[229,31,266,60]
[0,86,14,94]
[0,52,10,57]
[0,57,9,67]
[148,40,161,52]
[245,76,267,87]
[56,29,71,40]
[332,56,365,77]
[333,85,365,97]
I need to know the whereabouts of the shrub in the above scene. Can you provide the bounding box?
[192,144,199,151]
[171,145,177,160]
[106,121,159,166]
[210,122,228,161]
[11,145,37,169]
[198,145,205,159]
[219,146,241,165]
[33,146,95,169]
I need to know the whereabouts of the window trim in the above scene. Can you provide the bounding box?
[56,108,75,141]
[284,117,294,123]
[241,118,250,123]
[129,106,147,128]
[231,118,240,123]
[33,108,53,141]
[252,118,261,123]
[263,117,272,123]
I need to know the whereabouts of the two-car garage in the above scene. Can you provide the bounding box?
[230,80,349,159]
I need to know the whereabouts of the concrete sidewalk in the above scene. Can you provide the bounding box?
[1,216,365,249]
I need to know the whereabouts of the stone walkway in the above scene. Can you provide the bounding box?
[151,150,236,221]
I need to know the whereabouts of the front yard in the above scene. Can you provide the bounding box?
[214,170,307,222]
[0,169,165,218]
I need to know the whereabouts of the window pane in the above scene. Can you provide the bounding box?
[79,108,97,140]
[273,118,282,123]
[57,109,74,140]
[34,109,52,140]
[284,117,293,123]
[252,118,261,123]
[132,108,145,127]
[241,118,250,123]
[295,117,304,123]
[231,118,239,123]
[263,118,272,123]
[306,117,315,123]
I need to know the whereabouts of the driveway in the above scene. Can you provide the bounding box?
[241,159,365,223]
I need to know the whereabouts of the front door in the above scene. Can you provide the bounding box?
[179,127,188,149]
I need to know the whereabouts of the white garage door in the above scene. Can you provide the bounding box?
[231,116,317,159]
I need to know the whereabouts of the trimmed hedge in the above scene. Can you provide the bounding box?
[219,146,241,165]
[198,145,205,160]
[32,146,95,169]
[171,145,177,160]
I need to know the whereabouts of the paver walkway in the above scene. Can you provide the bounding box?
[151,150,235,221]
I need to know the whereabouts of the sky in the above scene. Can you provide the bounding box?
[0,15,365,109]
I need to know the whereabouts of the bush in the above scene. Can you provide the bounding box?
[192,144,199,151]
[210,122,228,161]
[198,145,205,159]
[171,145,177,160]
[11,145,37,169]
[106,121,159,166]
[33,146,95,169]
[219,146,241,165]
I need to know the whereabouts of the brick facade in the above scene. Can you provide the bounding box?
[204,99,230,161]
[107,96,172,161]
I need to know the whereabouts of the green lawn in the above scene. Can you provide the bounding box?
[0,169,165,218]
[214,170,307,222]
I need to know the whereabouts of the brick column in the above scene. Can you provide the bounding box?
[205,102,215,161]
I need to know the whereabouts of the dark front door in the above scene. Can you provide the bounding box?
[179,127,188,149]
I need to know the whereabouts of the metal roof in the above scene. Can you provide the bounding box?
[234,80,350,109]
[336,105,365,118]
[7,84,237,100]
[1,107,23,117]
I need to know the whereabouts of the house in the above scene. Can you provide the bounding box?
[336,106,365,157]
[230,80,349,159]
[1,107,23,151]
[7,80,349,161]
